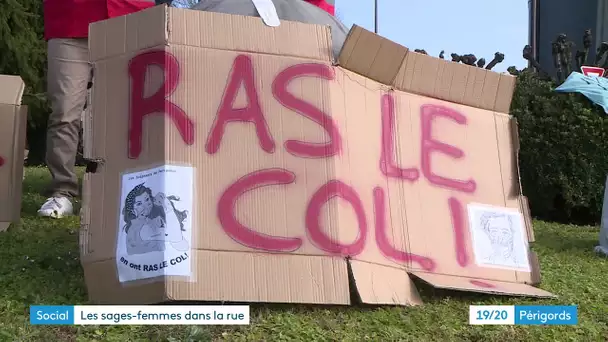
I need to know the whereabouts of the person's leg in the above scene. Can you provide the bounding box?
[39,38,91,218]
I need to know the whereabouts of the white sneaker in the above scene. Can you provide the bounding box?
[37,197,74,218]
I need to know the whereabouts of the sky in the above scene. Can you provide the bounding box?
[336,0,529,71]
[172,0,530,71]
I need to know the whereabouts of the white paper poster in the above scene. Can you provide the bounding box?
[116,164,194,283]
[467,203,531,272]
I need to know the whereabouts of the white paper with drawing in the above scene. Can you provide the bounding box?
[116,165,194,282]
[467,204,531,272]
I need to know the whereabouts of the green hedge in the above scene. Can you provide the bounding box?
[0,0,49,164]
[512,71,608,224]
[2,1,608,223]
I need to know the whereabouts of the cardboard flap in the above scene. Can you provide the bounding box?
[337,25,515,113]
[337,25,408,85]
[90,6,333,62]
[508,118,535,242]
[527,250,541,285]
[89,5,169,62]
[520,196,535,242]
[168,7,332,61]
[410,272,556,298]
[0,75,25,105]
[85,251,351,305]
[509,118,521,160]
[349,261,422,306]
[0,75,26,226]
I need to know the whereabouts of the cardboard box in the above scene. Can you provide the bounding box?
[0,75,27,232]
[81,6,555,305]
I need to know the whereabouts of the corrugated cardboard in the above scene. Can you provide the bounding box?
[0,75,27,232]
[82,6,555,305]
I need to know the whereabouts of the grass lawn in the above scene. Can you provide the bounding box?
[0,166,606,341]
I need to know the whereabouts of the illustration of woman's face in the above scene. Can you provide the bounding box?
[485,217,513,247]
[133,192,153,218]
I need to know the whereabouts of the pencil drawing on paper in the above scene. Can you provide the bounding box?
[468,204,530,271]
[478,212,518,265]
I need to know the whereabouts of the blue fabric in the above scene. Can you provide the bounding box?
[555,72,608,113]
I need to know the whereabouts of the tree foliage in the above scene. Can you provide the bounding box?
[511,70,608,224]
[0,0,49,163]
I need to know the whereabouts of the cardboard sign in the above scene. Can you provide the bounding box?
[0,75,27,232]
[581,66,605,77]
[81,7,555,305]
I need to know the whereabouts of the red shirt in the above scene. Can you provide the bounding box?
[304,0,335,16]
[44,0,156,40]
[44,0,335,40]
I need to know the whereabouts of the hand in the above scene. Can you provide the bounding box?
[154,193,171,212]
[164,196,173,209]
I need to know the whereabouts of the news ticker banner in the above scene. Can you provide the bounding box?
[30,304,577,326]
[30,305,250,325]
[469,305,578,325]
